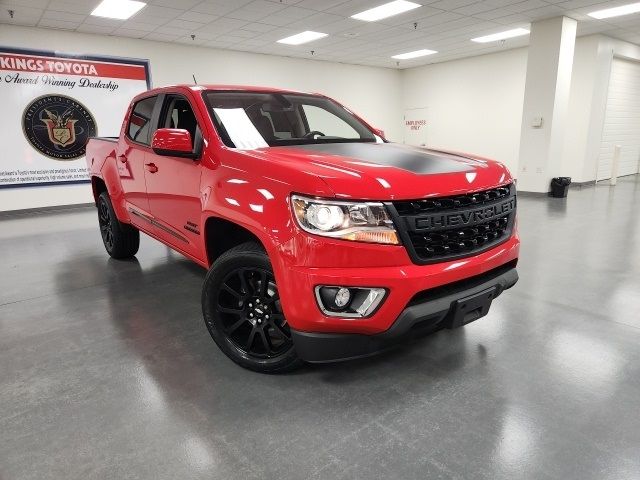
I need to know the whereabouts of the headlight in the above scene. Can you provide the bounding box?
[291,194,400,245]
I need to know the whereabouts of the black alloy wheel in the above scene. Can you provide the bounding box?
[96,191,140,259]
[98,196,115,251]
[216,267,292,358]
[201,242,301,373]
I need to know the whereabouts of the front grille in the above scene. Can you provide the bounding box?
[390,184,516,264]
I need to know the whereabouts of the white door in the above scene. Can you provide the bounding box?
[597,58,640,180]
[403,108,429,147]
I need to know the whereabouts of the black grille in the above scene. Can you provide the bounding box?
[390,184,516,264]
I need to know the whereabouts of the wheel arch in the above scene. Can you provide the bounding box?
[91,176,108,205]
[203,216,270,266]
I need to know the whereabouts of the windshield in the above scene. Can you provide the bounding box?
[203,91,377,149]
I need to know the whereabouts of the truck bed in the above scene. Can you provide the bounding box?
[86,137,119,176]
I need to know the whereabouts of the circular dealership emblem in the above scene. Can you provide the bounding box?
[22,94,97,160]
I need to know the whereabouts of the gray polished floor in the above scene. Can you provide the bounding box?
[2,176,640,480]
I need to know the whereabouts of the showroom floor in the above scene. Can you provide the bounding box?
[1,176,639,480]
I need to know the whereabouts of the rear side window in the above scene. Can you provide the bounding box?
[127,96,157,145]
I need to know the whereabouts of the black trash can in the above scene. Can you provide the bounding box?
[550,177,571,198]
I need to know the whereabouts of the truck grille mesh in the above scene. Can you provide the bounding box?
[390,184,516,264]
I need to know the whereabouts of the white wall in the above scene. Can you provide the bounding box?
[0,24,402,212]
[564,36,640,183]
[563,35,608,183]
[401,34,640,186]
[517,16,577,193]
[596,58,640,179]
[401,48,528,174]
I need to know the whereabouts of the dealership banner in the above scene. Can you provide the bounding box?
[0,47,151,188]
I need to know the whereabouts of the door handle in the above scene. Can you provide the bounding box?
[118,154,128,163]
[145,163,158,173]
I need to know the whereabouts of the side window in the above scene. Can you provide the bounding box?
[127,96,157,145]
[302,104,359,138]
[162,95,200,148]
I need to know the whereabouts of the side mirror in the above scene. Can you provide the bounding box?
[151,128,197,159]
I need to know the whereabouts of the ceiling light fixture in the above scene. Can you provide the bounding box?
[91,0,146,20]
[351,0,421,22]
[391,48,437,59]
[277,31,328,45]
[588,2,640,19]
[471,27,530,43]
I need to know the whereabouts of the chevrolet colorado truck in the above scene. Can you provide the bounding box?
[86,85,519,373]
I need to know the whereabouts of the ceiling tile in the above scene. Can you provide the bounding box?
[140,5,183,19]
[242,0,288,15]
[0,15,40,26]
[179,11,218,23]
[129,12,171,25]
[114,28,150,39]
[46,0,94,15]
[0,5,43,18]
[242,22,278,32]
[191,1,249,16]
[429,0,479,11]
[41,10,87,23]
[225,8,270,22]
[502,0,549,13]
[0,0,49,8]
[294,0,350,10]
[38,18,81,29]
[120,21,159,32]
[4,0,638,70]
[144,32,182,42]
[76,23,116,34]
[164,18,206,29]
[151,0,202,8]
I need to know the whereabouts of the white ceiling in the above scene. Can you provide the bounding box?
[1,0,639,68]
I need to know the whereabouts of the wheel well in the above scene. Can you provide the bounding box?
[205,217,264,265]
[92,177,107,205]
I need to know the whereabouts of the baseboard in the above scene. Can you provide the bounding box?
[570,180,596,188]
[0,202,95,219]
[516,191,549,198]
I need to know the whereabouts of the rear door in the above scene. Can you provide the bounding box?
[144,93,204,260]
[117,95,159,230]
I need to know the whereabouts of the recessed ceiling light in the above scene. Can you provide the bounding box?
[91,0,146,20]
[471,28,530,43]
[392,49,437,59]
[588,2,640,19]
[277,31,328,45]
[351,0,421,22]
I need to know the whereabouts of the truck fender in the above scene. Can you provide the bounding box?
[100,151,131,224]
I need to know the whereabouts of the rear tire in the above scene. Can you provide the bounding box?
[201,242,302,373]
[97,191,140,259]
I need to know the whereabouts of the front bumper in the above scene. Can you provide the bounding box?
[291,262,518,363]
[274,232,519,335]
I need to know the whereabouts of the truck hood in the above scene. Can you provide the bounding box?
[252,142,513,200]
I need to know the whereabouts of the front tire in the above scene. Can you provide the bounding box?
[97,191,140,259]
[201,242,301,373]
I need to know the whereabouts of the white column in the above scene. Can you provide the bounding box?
[517,17,577,193]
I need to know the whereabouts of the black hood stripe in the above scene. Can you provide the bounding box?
[287,143,476,175]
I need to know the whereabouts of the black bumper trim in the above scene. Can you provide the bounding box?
[291,265,518,363]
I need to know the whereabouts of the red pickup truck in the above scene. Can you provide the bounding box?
[86,85,519,372]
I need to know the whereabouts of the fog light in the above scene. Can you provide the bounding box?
[335,288,351,307]
[315,286,386,318]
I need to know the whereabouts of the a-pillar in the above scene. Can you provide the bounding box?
[517,16,577,193]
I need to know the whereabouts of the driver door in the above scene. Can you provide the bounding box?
[144,94,204,260]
